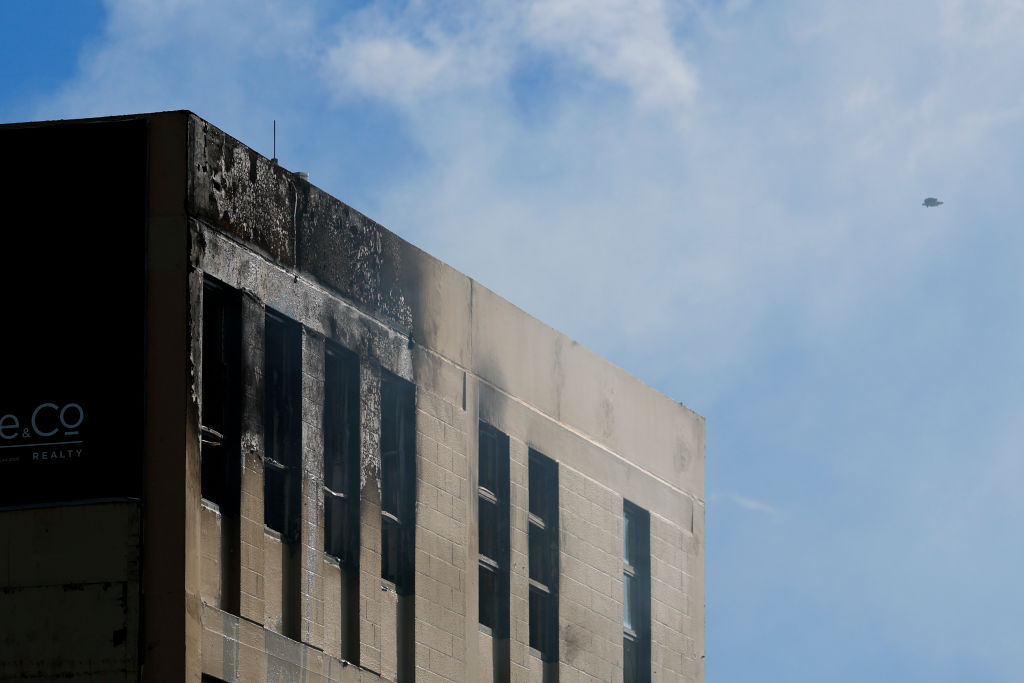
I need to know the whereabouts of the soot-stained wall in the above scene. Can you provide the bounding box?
[188,118,416,335]
[0,111,703,682]
[186,110,704,682]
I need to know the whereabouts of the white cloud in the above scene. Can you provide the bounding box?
[321,2,513,107]
[716,492,782,516]
[35,0,320,126]
[524,0,698,109]
[321,0,698,111]
[326,37,457,103]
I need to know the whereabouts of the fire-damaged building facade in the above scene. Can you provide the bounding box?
[0,111,705,683]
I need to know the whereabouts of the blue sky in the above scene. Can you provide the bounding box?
[4,1,1024,680]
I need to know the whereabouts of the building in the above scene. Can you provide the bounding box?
[0,112,704,682]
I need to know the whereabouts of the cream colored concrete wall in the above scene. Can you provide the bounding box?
[195,215,705,682]
[323,558,343,661]
[508,437,531,681]
[650,513,704,683]
[301,331,328,651]
[264,530,287,636]
[190,109,704,682]
[412,382,470,683]
[557,466,625,682]
[357,359,385,674]
[0,503,141,681]
[201,501,225,608]
[201,603,382,683]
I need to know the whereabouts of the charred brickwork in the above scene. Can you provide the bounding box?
[189,119,298,267]
[1,111,704,683]
[189,118,416,334]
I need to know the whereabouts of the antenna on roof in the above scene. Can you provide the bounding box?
[272,120,278,165]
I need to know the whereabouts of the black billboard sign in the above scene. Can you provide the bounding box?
[0,118,147,507]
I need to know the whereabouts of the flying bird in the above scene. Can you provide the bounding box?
[922,197,943,207]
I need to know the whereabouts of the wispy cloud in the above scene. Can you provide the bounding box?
[715,492,782,516]
[321,0,697,111]
[524,0,698,109]
[326,37,460,103]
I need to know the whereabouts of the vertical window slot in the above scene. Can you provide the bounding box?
[623,500,651,683]
[324,342,361,662]
[528,450,559,664]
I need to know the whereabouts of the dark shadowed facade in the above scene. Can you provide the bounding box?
[0,112,704,683]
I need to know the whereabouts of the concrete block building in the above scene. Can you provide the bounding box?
[0,111,704,682]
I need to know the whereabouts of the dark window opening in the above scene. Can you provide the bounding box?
[201,277,242,513]
[324,343,360,561]
[263,310,303,641]
[478,556,500,628]
[478,423,510,637]
[478,497,500,560]
[623,500,651,683]
[324,492,352,560]
[623,635,640,683]
[324,342,361,663]
[528,449,558,662]
[380,513,401,584]
[380,371,415,594]
[380,370,416,683]
[528,583,556,655]
[201,277,242,617]
[263,311,302,541]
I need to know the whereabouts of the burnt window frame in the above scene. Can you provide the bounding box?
[477,422,510,636]
[379,370,416,594]
[623,500,651,683]
[263,309,303,542]
[200,276,242,515]
[528,449,559,661]
[323,341,362,662]
[323,342,361,563]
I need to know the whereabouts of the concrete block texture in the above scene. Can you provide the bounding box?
[0,111,705,682]
[190,114,702,508]
[2,111,703,681]
[194,218,704,681]
[301,330,328,650]
[556,467,623,681]
[650,513,704,683]
[201,501,226,608]
[413,384,469,682]
[0,503,141,681]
